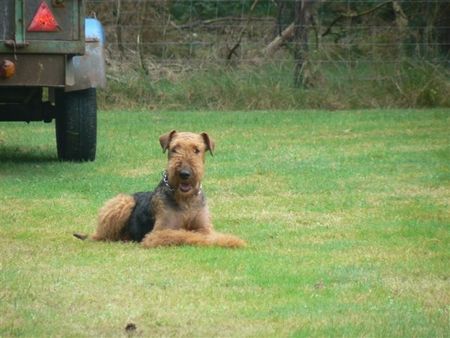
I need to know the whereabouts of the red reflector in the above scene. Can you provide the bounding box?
[27,1,60,32]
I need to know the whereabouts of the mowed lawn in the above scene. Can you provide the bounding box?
[0,109,448,337]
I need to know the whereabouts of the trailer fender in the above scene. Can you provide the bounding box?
[66,18,106,91]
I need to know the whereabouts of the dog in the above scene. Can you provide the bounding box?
[74,130,246,248]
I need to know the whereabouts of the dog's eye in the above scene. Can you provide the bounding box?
[194,148,200,154]
[171,148,177,154]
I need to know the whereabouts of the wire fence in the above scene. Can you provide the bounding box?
[86,0,450,85]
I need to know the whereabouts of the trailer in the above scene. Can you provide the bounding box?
[0,0,106,161]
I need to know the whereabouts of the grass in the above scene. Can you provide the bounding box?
[100,59,450,111]
[0,109,449,337]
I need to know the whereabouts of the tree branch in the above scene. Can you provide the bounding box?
[226,0,260,61]
[321,1,392,37]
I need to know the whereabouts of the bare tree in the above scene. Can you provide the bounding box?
[137,0,149,75]
[293,0,314,87]
[115,0,125,55]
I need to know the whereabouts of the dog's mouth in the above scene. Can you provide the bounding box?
[179,183,193,193]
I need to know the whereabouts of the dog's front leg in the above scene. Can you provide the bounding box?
[141,229,211,247]
[141,228,246,248]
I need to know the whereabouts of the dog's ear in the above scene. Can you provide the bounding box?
[159,130,177,153]
[201,132,215,156]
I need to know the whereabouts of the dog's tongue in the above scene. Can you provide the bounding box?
[179,183,192,192]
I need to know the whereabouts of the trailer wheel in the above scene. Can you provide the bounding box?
[55,88,97,162]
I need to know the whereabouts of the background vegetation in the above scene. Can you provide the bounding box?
[86,0,450,110]
[1,109,449,336]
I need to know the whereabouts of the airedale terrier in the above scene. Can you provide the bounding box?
[74,130,245,248]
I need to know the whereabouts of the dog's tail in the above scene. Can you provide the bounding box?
[73,194,136,243]
[73,232,90,241]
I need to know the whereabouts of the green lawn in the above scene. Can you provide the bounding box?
[0,109,449,337]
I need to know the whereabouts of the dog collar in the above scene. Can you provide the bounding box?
[162,171,174,191]
[162,171,202,196]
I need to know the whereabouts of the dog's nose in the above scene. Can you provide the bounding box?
[179,169,191,180]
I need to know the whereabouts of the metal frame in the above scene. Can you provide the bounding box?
[0,0,85,55]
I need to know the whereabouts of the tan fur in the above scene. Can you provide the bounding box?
[79,131,246,249]
[142,229,246,248]
[91,194,135,241]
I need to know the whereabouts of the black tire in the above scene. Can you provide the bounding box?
[55,88,97,161]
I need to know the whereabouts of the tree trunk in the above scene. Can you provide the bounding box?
[115,0,124,55]
[263,23,295,57]
[392,1,408,56]
[137,0,149,75]
[293,0,310,87]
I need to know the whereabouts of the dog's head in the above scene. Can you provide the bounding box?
[159,130,215,196]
